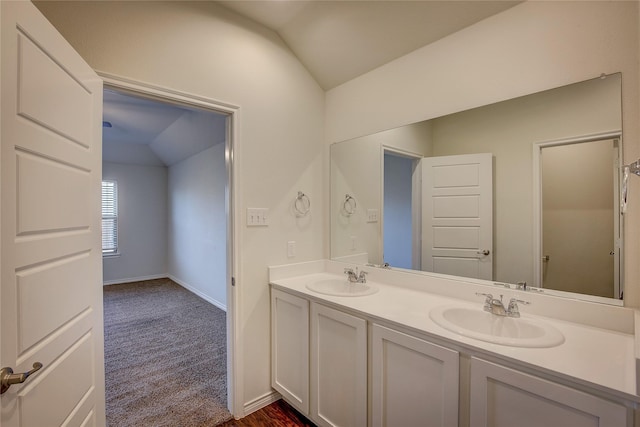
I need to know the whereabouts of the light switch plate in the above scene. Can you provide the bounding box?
[287,241,296,258]
[367,209,379,223]
[247,208,269,226]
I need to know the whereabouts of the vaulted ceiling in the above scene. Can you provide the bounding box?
[218,0,521,90]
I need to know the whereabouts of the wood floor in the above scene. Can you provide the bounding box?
[219,399,315,427]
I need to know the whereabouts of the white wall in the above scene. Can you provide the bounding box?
[35,0,325,410]
[326,1,640,307]
[102,162,167,284]
[168,144,227,309]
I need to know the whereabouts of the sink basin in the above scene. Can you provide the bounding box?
[429,305,564,348]
[306,278,379,297]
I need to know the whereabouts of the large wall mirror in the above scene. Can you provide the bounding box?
[330,74,623,304]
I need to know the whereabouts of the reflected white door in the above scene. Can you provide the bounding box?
[1,2,105,426]
[421,153,493,280]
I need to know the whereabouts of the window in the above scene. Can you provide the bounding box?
[102,180,118,255]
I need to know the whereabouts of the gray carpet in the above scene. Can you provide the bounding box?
[103,278,233,426]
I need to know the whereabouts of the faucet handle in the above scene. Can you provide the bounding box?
[357,270,368,283]
[475,292,493,312]
[344,267,354,274]
[507,298,530,318]
[475,292,493,300]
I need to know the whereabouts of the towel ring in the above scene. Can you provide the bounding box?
[343,194,357,216]
[294,191,311,217]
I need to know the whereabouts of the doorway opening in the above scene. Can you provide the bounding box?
[100,79,237,424]
[534,133,623,300]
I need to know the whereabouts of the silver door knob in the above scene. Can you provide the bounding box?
[476,249,490,256]
[1,362,43,394]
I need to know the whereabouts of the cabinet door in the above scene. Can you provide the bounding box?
[311,303,367,427]
[371,324,459,427]
[470,357,630,427]
[271,289,309,414]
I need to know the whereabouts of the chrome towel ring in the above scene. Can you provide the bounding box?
[343,194,357,216]
[294,191,311,217]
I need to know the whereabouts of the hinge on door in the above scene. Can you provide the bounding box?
[231,277,236,287]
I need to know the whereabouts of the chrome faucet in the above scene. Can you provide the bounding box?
[344,267,368,283]
[476,293,530,317]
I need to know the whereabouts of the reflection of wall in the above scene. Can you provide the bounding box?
[331,121,431,263]
[429,75,621,286]
[168,144,227,309]
[542,141,615,298]
[102,162,168,284]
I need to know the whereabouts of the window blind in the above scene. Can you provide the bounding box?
[102,180,118,255]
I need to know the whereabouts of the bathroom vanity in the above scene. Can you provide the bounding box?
[269,260,639,427]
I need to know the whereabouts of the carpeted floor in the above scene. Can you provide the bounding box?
[103,278,232,427]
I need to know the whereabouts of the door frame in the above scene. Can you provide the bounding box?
[98,71,243,416]
[532,130,623,300]
[380,145,423,269]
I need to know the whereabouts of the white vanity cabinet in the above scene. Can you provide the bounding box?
[371,324,460,427]
[271,284,635,427]
[271,289,309,414]
[310,302,367,427]
[469,357,631,427]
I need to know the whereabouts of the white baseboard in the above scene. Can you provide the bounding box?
[168,274,227,312]
[243,390,281,417]
[103,274,167,286]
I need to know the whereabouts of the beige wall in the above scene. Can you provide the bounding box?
[326,1,640,307]
[35,0,325,412]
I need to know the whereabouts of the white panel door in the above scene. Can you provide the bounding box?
[1,2,105,427]
[371,324,459,427]
[421,153,493,280]
[271,289,309,414]
[310,303,367,427]
[469,358,629,427]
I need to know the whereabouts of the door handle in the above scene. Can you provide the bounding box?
[476,249,490,256]
[1,362,43,394]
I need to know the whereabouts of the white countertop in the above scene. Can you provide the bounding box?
[270,264,638,403]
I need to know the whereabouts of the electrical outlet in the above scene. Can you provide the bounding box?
[351,235,357,250]
[247,208,269,226]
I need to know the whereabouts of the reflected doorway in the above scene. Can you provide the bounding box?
[382,150,422,270]
[536,136,622,299]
